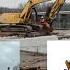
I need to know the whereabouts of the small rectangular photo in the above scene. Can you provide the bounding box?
[47,41,70,70]
[0,40,20,70]
[20,37,47,70]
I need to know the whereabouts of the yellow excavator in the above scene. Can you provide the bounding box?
[0,0,65,37]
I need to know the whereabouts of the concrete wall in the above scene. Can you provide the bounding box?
[20,36,58,53]
[0,35,58,53]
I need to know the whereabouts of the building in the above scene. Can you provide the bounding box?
[53,11,70,29]
[32,11,70,29]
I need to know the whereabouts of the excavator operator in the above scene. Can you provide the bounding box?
[40,16,50,29]
[40,16,52,34]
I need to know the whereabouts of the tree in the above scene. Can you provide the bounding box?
[19,3,23,9]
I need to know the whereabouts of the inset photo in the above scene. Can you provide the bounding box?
[20,37,47,70]
[47,41,70,70]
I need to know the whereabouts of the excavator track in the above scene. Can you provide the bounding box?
[0,24,45,37]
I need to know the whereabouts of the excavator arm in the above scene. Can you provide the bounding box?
[20,0,65,24]
[47,0,65,23]
[20,0,50,22]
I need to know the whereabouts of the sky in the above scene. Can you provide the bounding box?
[0,0,69,8]
[0,0,19,8]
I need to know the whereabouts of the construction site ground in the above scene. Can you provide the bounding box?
[53,30,70,40]
[0,29,70,40]
[20,50,47,70]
